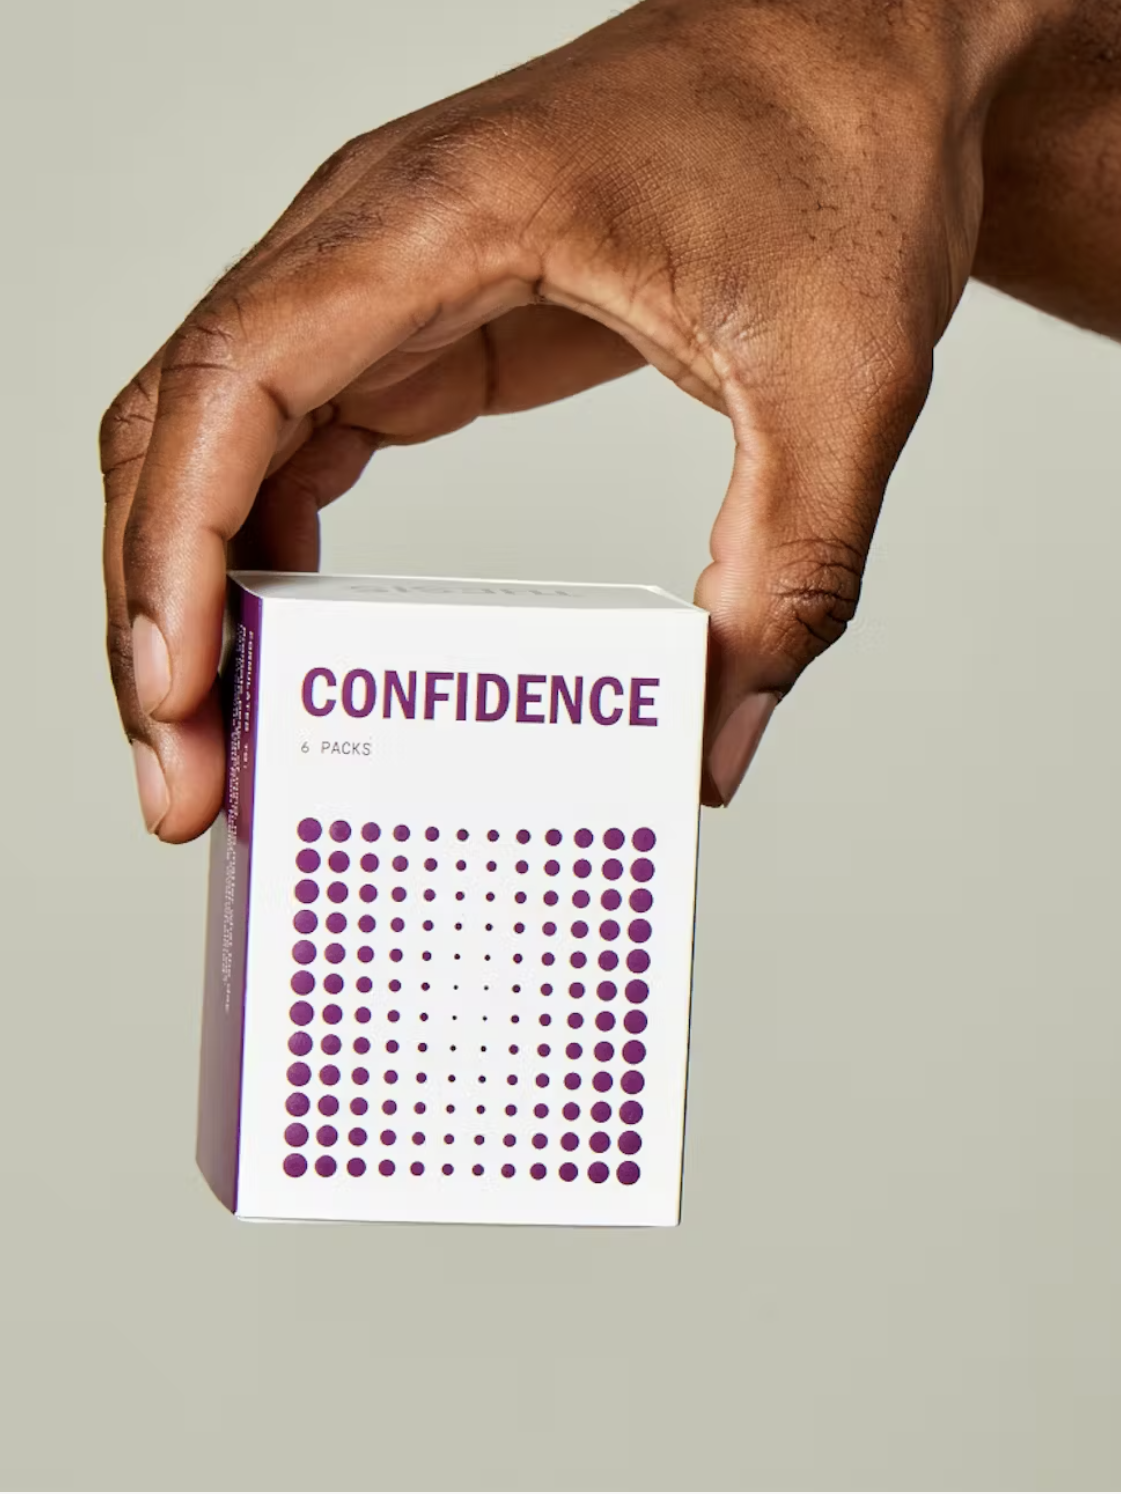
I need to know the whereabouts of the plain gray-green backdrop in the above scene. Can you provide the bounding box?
[3,2,1119,1489]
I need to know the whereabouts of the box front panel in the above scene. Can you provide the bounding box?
[236,601,706,1225]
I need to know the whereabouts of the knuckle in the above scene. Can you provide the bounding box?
[99,372,157,480]
[762,535,865,672]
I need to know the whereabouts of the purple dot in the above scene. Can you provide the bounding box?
[618,1130,642,1155]
[621,1070,645,1094]
[379,1159,395,1176]
[317,1125,338,1147]
[602,859,624,881]
[356,1006,371,1023]
[457,829,468,841]
[597,982,617,1003]
[329,820,351,843]
[411,1161,425,1176]
[589,1131,610,1154]
[443,1163,454,1175]
[535,1074,549,1088]
[599,952,619,972]
[361,853,379,873]
[321,1034,342,1056]
[568,1012,584,1029]
[384,1070,398,1084]
[604,829,626,851]
[594,1042,615,1062]
[352,1098,369,1116]
[575,829,593,848]
[328,851,350,873]
[574,860,592,879]
[296,848,320,873]
[322,1003,342,1024]
[351,1067,369,1085]
[318,1096,339,1117]
[593,1072,613,1093]
[545,860,560,877]
[325,913,346,935]
[315,1155,337,1177]
[527,1163,545,1180]
[568,983,584,999]
[534,1103,549,1119]
[588,1162,609,1183]
[515,892,527,905]
[356,977,372,994]
[361,823,381,843]
[319,1065,340,1086]
[602,890,622,912]
[389,855,407,875]
[537,1043,551,1058]
[283,1154,307,1177]
[566,1043,582,1059]
[286,1093,310,1117]
[544,891,559,907]
[571,921,589,939]
[630,858,655,883]
[290,972,315,997]
[360,885,377,904]
[294,910,318,935]
[324,973,344,995]
[625,980,649,1003]
[542,953,555,967]
[487,829,499,843]
[392,890,406,905]
[354,1036,371,1055]
[628,919,652,944]
[348,1158,366,1177]
[383,1100,397,1115]
[393,824,410,843]
[297,818,322,843]
[502,1163,516,1178]
[543,921,557,937]
[564,1072,581,1091]
[532,1134,547,1150]
[324,943,345,964]
[517,830,531,844]
[292,939,316,965]
[627,950,650,974]
[596,1012,616,1032]
[285,1123,308,1147]
[633,828,656,852]
[624,1011,647,1034]
[506,1075,516,1086]
[472,1165,484,1176]
[570,952,587,970]
[617,1161,640,1185]
[620,1100,644,1124]
[413,1131,426,1146]
[559,1162,578,1182]
[561,1133,578,1152]
[591,1101,612,1123]
[545,829,562,846]
[563,1102,580,1121]
[426,826,439,842]
[573,890,591,909]
[380,1129,397,1145]
[289,1000,314,1026]
[287,1063,311,1087]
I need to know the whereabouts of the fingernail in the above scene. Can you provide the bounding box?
[707,693,778,806]
[131,740,170,834]
[132,614,171,716]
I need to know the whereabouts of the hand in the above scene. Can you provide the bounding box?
[101,0,1063,840]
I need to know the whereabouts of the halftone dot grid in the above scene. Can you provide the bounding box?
[284,820,656,1187]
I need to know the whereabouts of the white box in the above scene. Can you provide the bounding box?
[198,572,708,1226]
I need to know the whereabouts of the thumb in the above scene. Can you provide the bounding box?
[696,347,932,806]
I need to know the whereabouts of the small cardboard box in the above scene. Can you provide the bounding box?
[198,572,708,1225]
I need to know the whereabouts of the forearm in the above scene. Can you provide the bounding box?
[976,4,1121,337]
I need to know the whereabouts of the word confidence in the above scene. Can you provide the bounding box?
[302,669,660,727]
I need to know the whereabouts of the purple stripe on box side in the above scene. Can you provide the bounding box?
[197,580,262,1212]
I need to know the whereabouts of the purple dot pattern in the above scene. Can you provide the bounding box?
[284,819,654,1192]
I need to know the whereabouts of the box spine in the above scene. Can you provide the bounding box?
[196,580,263,1211]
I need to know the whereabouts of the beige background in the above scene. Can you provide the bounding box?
[2,1,1119,1489]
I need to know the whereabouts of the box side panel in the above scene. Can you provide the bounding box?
[196,581,263,1211]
